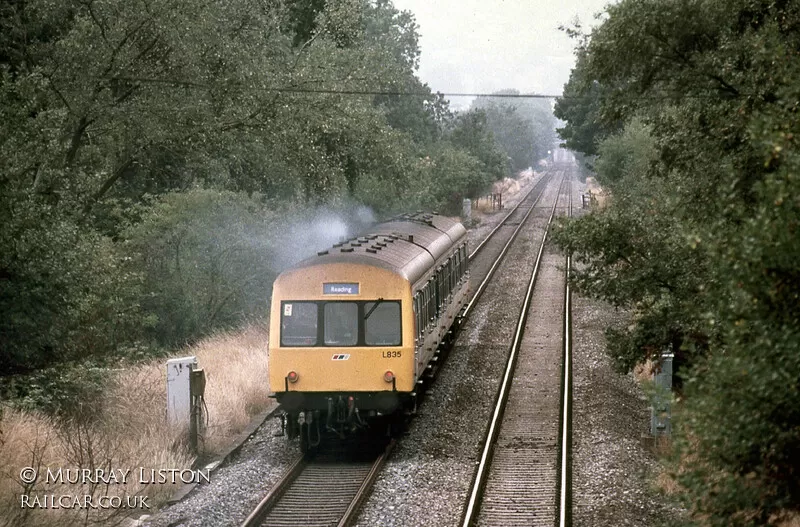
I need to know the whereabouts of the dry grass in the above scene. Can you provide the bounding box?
[633,359,656,383]
[187,324,272,452]
[772,512,800,527]
[584,176,609,209]
[654,468,681,496]
[474,169,537,214]
[0,323,271,526]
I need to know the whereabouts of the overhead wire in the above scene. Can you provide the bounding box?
[93,76,751,100]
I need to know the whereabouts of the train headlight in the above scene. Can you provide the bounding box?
[383,370,395,383]
[287,371,299,383]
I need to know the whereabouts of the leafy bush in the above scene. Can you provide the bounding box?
[418,144,490,215]
[0,197,143,375]
[675,327,800,525]
[123,189,279,347]
[0,364,109,419]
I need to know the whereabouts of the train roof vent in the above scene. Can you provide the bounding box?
[351,242,362,247]
[340,247,354,253]
[391,232,414,243]
[366,248,377,254]
[317,250,329,256]
[394,212,435,227]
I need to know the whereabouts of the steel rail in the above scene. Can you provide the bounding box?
[461,172,554,320]
[558,176,574,527]
[460,173,567,527]
[468,170,552,260]
[240,455,307,527]
[337,439,396,527]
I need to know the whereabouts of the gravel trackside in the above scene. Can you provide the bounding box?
[570,293,682,526]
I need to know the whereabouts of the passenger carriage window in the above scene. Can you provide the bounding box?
[443,261,449,299]
[280,302,318,346]
[364,301,401,346]
[415,294,422,341]
[424,287,431,328]
[324,302,358,346]
[439,268,445,307]
[412,296,418,341]
[448,257,454,294]
[426,281,435,326]
[417,295,424,341]
[417,293,425,340]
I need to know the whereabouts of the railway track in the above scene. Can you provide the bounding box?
[237,168,563,527]
[461,170,574,526]
[241,435,394,527]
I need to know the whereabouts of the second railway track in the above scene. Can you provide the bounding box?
[462,170,574,527]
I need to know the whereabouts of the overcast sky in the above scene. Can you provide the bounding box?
[391,0,612,109]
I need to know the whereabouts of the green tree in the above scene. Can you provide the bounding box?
[448,109,509,182]
[554,51,612,156]
[553,0,800,522]
[0,0,439,375]
[472,90,557,171]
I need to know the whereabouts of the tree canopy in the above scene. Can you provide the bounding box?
[553,0,800,523]
[0,0,558,379]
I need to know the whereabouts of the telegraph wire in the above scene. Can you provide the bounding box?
[271,87,563,98]
[94,77,563,98]
[94,76,749,100]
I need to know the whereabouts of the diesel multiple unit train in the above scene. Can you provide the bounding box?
[268,212,470,450]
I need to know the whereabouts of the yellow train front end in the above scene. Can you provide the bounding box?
[269,262,415,446]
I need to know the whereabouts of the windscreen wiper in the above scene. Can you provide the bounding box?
[364,297,384,320]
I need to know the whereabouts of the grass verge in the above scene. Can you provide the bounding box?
[0,323,271,526]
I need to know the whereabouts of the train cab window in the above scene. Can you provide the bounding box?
[280,302,318,346]
[364,301,401,346]
[324,302,358,346]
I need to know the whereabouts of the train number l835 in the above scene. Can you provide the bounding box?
[382,350,402,358]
